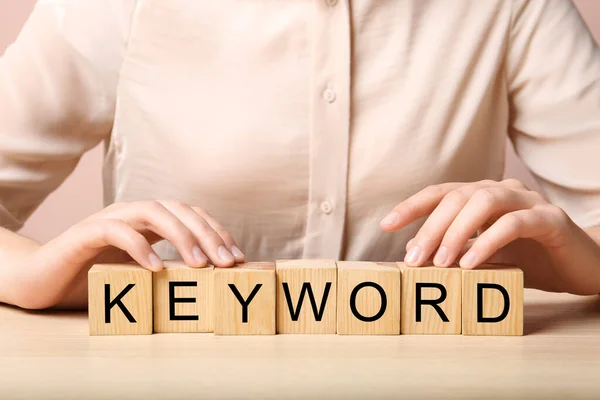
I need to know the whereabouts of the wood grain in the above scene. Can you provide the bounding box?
[337,261,400,335]
[214,262,276,335]
[276,259,337,334]
[398,263,462,335]
[462,266,524,336]
[88,263,153,336]
[153,261,214,333]
[2,290,600,399]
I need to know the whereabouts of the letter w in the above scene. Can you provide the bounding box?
[282,282,332,321]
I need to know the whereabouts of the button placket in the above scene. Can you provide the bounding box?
[113,135,123,154]
[303,0,351,259]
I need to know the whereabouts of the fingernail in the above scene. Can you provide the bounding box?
[434,246,449,266]
[461,251,478,269]
[405,245,422,265]
[231,246,245,260]
[218,246,235,263]
[149,253,163,271]
[406,238,415,252]
[192,245,207,264]
[381,211,401,227]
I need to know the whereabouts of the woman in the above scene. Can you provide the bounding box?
[0,0,599,310]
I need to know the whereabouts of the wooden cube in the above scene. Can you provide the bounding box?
[398,263,461,335]
[462,266,524,336]
[88,263,153,336]
[337,262,400,335]
[153,261,214,333]
[276,259,337,334]
[214,262,276,335]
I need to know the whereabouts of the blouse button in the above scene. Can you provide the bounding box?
[320,201,333,215]
[323,88,337,103]
[325,0,338,6]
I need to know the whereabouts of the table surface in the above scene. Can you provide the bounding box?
[1,289,599,400]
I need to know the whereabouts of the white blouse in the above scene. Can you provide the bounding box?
[1,0,599,262]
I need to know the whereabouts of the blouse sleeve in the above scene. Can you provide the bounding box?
[507,0,600,228]
[0,0,134,231]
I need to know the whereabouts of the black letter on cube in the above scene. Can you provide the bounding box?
[349,281,387,322]
[415,282,449,322]
[477,283,510,323]
[104,283,136,323]
[169,281,199,321]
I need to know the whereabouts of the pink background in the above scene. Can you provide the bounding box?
[1,0,599,243]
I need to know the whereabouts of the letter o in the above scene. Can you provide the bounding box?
[349,282,387,322]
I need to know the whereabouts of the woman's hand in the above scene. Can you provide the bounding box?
[380,179,600,295]
[4,200,244,309]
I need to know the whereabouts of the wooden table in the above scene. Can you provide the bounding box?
[1,289,599,399]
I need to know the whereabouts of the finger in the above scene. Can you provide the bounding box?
[402,182,504,266]
[157,201,237,267]
[458,209,553,269]
[404,189,471,266]
[457,238,476,259]
[381,183,466,231]
[25,219,164,308]
[73,219,164,272]
[190,205,245,262]
[500,178,530,191]
[451,238,513,265]
[405,238,416,252]
[434,188,539,267]
[382,180,507,232]
[107,201,209,268]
